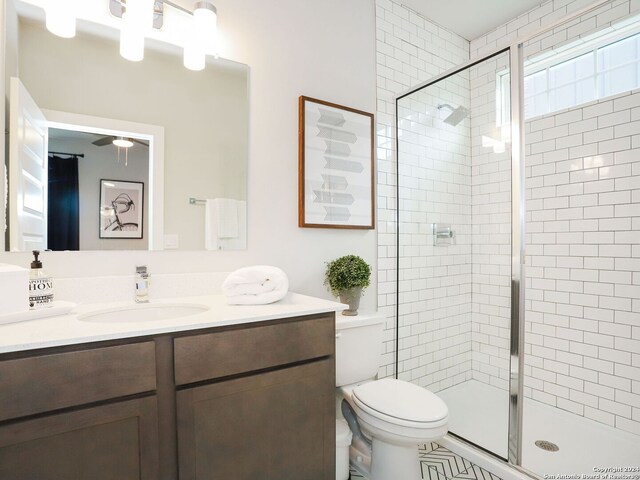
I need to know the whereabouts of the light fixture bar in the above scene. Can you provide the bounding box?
[109,0,219,69]
[110,0,164,29]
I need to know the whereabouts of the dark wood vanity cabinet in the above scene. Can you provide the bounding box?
[174,315,336,480]
[0,341,159,480]
[0,312,336,480]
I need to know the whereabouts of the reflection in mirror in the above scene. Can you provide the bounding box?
[3,0,249,252]
[48,128,150,251]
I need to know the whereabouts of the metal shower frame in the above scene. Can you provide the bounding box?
[393,0,612,475]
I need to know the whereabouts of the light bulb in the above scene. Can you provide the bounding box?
[193,1,217,54]
[113,137,134,148]
[45,0,76,38]
[184,40,206,71]
[119,0,155,62]
[120,21,144,62]
[183,2,216,71]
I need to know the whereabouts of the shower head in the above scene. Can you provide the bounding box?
[437,103,470,126]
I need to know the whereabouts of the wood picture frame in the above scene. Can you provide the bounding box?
[298,96,375,229]
[99,179,144,239]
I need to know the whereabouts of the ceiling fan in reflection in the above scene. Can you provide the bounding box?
[92,136,149,166]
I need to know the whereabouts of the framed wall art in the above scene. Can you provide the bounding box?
[99,179,144,239]
[298,96,375,229]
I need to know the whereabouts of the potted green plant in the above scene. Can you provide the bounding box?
[325,255,371,316]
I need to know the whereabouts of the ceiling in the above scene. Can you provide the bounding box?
[400,0,544,41]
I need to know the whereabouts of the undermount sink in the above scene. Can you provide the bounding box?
[78,303,209,323]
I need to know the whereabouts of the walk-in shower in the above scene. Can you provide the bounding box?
[395,1,640,476]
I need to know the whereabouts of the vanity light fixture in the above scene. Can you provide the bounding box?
[110,0,219,69]
[119,0,155,62]
[44,0,77,38]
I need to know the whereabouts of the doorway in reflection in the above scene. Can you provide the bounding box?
[47,128,150,251]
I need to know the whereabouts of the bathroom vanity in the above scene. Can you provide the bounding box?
[0,295,339,480]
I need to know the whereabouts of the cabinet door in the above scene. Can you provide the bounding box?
[0,396,159,480]
[177,358,335,480]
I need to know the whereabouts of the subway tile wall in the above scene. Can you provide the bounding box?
[375,0,469,380]
[524,89,640,435]
[469,52,513,391]
[469,0,640,60]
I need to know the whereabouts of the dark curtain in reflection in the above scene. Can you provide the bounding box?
[47,154,80,250]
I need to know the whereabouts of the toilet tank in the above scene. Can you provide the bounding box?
[335,312,385,387]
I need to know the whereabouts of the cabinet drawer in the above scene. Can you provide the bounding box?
[0,342,156,421]
[174,314,334,386]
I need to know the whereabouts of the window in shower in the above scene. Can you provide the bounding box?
[497,17,640,123]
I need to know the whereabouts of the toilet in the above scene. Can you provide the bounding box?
[336,312,449,480]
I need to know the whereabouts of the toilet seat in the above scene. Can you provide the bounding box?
[352,378,448,428]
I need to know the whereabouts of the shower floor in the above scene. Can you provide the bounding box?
[438,380,640,475]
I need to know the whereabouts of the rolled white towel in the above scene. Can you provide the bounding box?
[222,266,289,305]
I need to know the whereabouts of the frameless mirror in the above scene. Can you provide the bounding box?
[3,0,248,251]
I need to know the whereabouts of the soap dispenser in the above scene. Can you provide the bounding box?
[29,250,54,310]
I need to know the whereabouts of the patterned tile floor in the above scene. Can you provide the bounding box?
[349,443,502,480]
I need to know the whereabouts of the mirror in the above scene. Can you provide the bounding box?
[3,0,249,252]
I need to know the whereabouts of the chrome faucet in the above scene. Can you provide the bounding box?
[135,265,150,303]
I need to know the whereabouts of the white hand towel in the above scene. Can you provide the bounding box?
[205,199,219,251]
[215,198,239,238]
[222,266,289,305]
[225,290,290,306]
[205,198,240,251]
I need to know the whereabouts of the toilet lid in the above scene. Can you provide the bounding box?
[352,378,448,423]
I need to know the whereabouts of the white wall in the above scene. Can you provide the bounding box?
[0,0,378,309]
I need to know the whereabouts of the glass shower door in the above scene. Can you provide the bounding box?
[396,49,515,459]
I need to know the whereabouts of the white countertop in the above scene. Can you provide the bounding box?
[0,293,346,354]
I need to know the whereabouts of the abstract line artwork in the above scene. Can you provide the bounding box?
[99,179,144,239]
[298,96,375,229]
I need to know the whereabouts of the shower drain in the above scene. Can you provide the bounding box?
[535,440,559,452]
